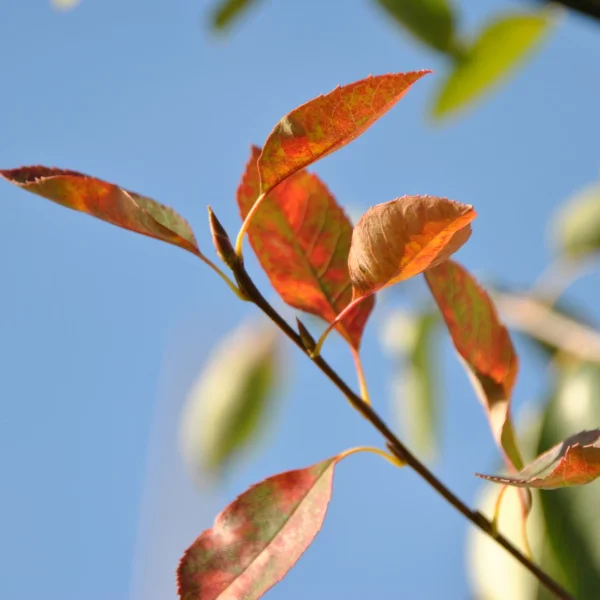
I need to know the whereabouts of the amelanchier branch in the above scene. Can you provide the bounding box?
[214,225,574,600]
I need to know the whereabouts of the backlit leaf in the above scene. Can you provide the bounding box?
[258,71,430,195]
[425,260,524,472]
[238,146,374,349]
[210,0,262,31]
[552,183,600,259]
[178,455,344,600]
[432,11,553,119]
[179,321,279,476]
[375,0,458,54]
[1,166,200,256]
[349,196,475,299]
[477,429,600,489]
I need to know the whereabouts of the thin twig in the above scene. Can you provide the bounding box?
[229,258,573,600]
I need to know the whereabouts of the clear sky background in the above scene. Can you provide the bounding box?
[1,1,600,599]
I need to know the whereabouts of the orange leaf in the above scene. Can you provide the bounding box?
[1,166,200,256]
[258,71,430,195]
[477,429,600,490]
[425,260,524,472]
[178,455,344,600]
[238,147,374,349]
[349,196,475,299]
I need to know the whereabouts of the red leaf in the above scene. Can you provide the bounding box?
[238,147,374,349]
[349,196,475,299]
[1,166,200,256]
[178,456,342,600]
[477,429,600,490]
[258,71,430,195]
[425,260,524,472]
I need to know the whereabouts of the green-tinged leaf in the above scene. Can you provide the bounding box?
[432,11,553,119]
[210,0,262,30]
[476,429,600,488]
[178,455,345,600]
[375,0,458,54]
[349,196,475,299]
[535,362,600,597]
[383,310,440,457]
[552,183,600,259]
[1,166,201,256]
[425,261,526,476]
[179,321,280,476]
[238,146,374,349]
[258,71,430,195]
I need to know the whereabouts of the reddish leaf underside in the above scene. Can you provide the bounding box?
[0,166,200,256]
[425,260,524,472]
[178,456,341,600]
[349,196,475,298]
[258,71,431,195]
[477,429,600,490]
[238,146,374,349]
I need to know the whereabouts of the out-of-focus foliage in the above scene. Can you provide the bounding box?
[51,0,81,11]
[375,0,458,54]
[179,321,280,478]
[210,0,263,31]
[535,362,600,598]
[431,11,554,119]
[552,183,600,260]
[382,309,440,458]
[467,361,600,598]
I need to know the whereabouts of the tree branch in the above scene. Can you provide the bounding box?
[537,0,600,22]
[228,256,574,600]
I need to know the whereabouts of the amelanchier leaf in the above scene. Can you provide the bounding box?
[477,429,600,489]
[210,0,262,31]
[425,260,525,473]
[179,321,279,476]
[349,196,475,299]
[375,0,458,54]
[238,146,374,349]
[178,455,345,600]
[552,183,600,259]
[432,11,553,119]
[0,166,201,256]
[258,71,430,195]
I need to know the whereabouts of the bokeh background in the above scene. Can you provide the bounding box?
[1,1,600,599]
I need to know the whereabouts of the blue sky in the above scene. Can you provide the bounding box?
[1,1,599,599]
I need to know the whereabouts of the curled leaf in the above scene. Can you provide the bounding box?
[477,430,600,489]
[1,166,200,256]
[178,455,344,600]
[425,260,524,473]
[238,146,374,349]
[258,71,430,195]
[179,321,279,477]
[349,196,475,298]
[432,11,553,119]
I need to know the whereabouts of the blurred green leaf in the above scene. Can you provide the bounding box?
[432,11,553,120]
[210,0,263,31]
[179,321,280,478]
[552,183,600,260]
[535,361,600,597]
[375,0,458,54]
[382,309,439,458]
[51,0,81,11]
